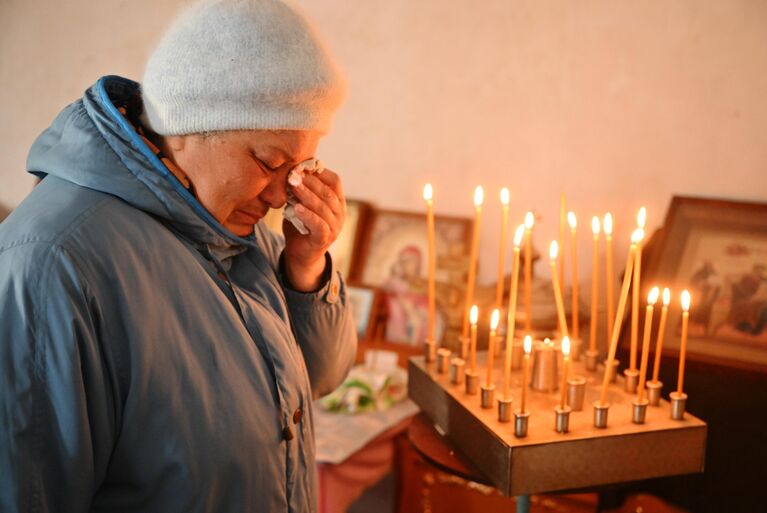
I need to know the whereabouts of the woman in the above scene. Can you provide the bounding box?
[0,1,356,512]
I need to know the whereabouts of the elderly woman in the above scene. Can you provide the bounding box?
[0,0,356,512]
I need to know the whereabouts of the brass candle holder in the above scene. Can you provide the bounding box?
[514,410,529,438]
[531,340,558,392]
[436,347,451,374]
[464,369,479,395]
[632,398,649,424]
[593,401,610,429]
[584,349,599,372]
[554,405,572,433]
[670,391,688,420]
[646,380,663,406]
[566,376,586,411]
[423,339,437,363]
[623,368,639,393]
[449,357,466,385]
[480,383,495,409]
[497,396,513,422]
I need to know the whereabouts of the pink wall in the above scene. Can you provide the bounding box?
[2,0,766,283]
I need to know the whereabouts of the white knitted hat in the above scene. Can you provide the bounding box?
[141,0,346,135]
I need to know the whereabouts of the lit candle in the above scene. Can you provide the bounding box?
[559,193,566,292]
[486,309,501,387]
[676,290,691,394]
[524,212,535,332]
[549,241,569,338]
[521,335,532,413]
[604,213,615,346]
[461,186,484,339]
[503,224,525,398]
[568,211,579,340]
[495,188,511,308]
[469,305,479,372]
[651,288,671,383]
[423,184,436,343]
[589,216,601,352]
[599,228,644,405]
[559,336,571,409]
[630,206,647,371]
[637,287,660,403]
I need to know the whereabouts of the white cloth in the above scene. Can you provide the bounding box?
[141,0,346,135]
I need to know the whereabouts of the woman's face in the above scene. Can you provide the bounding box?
[163,129,321,236]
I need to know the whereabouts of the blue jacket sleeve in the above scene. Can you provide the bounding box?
[254,225,357,398]
[0,243,117,513]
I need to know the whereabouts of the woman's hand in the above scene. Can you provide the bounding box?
[282,168,346,291]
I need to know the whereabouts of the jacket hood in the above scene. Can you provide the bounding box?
[26,75,255,250]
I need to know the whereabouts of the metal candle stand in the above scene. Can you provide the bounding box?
[436,348,451,374]
[408,350,706,497]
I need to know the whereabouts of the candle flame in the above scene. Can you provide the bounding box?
[544,337,552,345]
[662,287,671,306]
[648,286,660,305]
[490,308,500,330]
[524,335,532,354]
[681,290,691,312]
[631,228,645,244]
[637,206,647,229]
[524,211,535,229]
[470,304,479,325]
[513,224,525,247]
[500,187,510,205]
[567,211,577,229]
[592,216,601,235]
[549,240,559,261]
[423,183,433,202]
[561,336,570,357]
[603,213,613,235]
[473,186,484,208]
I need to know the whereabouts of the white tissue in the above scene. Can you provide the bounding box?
[284,158,324,234]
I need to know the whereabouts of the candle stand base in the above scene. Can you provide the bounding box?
[408,352,706,496]
[480,384,496,409]
[497,396,513,422]
[423,340,436,363]
[670,392,688,420]
[608,359,620,383]
[464,370,479,395]
[566,376,586,411]
[554,405,572,433]
[449,357,466,385]
[646,381,663,406]
[593,401,610,429]
[436,348,451,374]
[632,399,649,424]
[514,410,530,438]
[623,369,639,393]
[584,349,599,372]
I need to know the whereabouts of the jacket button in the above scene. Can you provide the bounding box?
[293,408,302,424]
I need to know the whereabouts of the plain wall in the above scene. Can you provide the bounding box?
[2,0,766,285]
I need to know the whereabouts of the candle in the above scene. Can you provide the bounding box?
[559,193,566,292]
[503,224,525,398]
[495,188,511,308]
[469,305,479,371]
[630,206,647,370]
[524,212,535,332]
[568,211,579,340]
[423,184,436,343]
[589,216,601,352]
[486,309,501,387]
[599,228,644,405]
[637,287,660,402]
[549,241,570,338]
[652,288,671,383]
[521,335,532,413]
[461,186,484,339]
[604,213,615,346]
[559,336,571,409]
[676,290,691,393]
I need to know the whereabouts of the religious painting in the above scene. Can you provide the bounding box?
[259,199,371,281]
[356,209,472,346]
[346,285,381,339]
[643,196,767,371]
